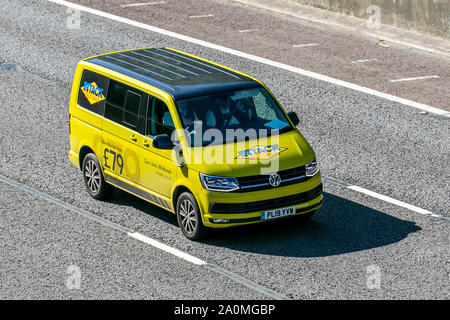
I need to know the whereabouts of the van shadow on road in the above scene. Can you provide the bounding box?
[203,192,422,258]
[106,190,421,258]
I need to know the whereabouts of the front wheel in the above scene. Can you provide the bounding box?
[82,153,114,200]
[176,192,207,241]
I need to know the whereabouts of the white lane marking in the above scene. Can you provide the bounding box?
[0,172,290,299]
[121,2,166,7]
[364,33,450,58]
[234,0,346,29]
[352,58,379,63]
[0,173,133,234]
[322,176,448,222]
[189,14,214,18]
[128,232,207,265]
[293,43,318,48]
[389,75,440,83]
[6,63,444,224]
[129,231,289,299]
[347,185,434,216]
[47,0,450,117]
[232,0,450,58]
[239,29,258,33]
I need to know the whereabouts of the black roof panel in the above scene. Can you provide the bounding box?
[86,48,259,100]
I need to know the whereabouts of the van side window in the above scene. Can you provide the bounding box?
[105,80,142,130]
[147,97,174,137]
[123,91,141,128]
[105,81,126,123]
[77,69,109,115]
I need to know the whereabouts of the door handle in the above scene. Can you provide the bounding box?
[143,140,150,148]
[130,134,137,142]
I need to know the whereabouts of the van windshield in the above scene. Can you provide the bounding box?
[173,87,293,147]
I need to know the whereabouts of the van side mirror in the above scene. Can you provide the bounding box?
[287,111,300,127]
[152,134,174,150]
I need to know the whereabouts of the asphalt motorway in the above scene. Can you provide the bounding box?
[0,0,449,299]
[72,0,450,111]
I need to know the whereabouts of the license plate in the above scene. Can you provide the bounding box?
[262,206,296,220]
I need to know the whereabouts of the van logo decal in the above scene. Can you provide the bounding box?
[81,81,105,105]
[268,173,281,187]
[236,144,287,160]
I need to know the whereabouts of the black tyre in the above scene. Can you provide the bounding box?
[82,153,114,200]
[176,192,207,240]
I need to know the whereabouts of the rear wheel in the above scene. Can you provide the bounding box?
[176,192,207,241]
[82,153,113,200]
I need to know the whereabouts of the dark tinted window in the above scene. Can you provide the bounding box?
[123,91,141,128]
[107,81,127,106]
[147,97,174,137]
[77,69,109,115]
[105,80,142,129]
[176,87,292,147]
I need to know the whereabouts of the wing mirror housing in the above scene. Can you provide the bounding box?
[287,111,300,127]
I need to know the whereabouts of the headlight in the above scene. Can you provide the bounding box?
[199,173,240,192]
[305,158,319,177]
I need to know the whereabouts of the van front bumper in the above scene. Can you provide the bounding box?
[198,173,323,228]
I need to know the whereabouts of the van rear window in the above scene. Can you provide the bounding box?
[77,69,109,115]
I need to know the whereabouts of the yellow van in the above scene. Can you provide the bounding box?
[68,48,323,240]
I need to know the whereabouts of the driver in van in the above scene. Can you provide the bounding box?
[164,101,201,131]
[166,97,242,134]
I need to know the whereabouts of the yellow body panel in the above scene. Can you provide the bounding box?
[69,48,323,229]
[102,117,141,182]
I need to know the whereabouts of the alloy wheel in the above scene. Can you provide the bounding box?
[84,159,100,194]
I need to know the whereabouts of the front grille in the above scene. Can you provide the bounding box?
[236,165,309,192]
[209,183,323,214]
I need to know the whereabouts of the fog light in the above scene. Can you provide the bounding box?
[212,219,230,224]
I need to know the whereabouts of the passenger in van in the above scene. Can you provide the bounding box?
[172,97,241,132]
[204,96,240,130]
[179,101,201,128]
[166,101,201,132]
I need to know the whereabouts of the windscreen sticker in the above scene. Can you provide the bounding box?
[236,144,287,160]
[81,81,105,105]
[264,119,289,130]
